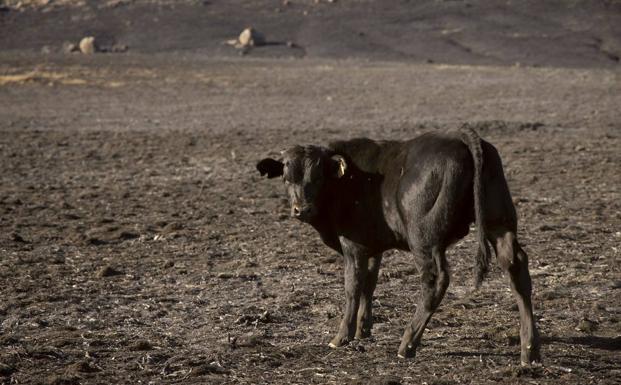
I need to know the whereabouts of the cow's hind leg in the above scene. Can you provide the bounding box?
[493,230,541,365]
[398,246,449,358]
[355,254,382,339]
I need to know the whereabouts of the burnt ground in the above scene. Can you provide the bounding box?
[1,1,621,385]
[2,0,621,68]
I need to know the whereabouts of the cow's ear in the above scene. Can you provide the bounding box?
[330,155,347,178]
[257,158,284,178]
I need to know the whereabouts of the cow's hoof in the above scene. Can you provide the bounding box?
[521,354,542,367]
[329,335,350,348]
[397,350,415,359]
[521,345,542,366]
[397,344,415,359]
[520,360,543,367]
[354,329,372,340]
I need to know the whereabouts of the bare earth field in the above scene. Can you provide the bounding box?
[1,1,621,385]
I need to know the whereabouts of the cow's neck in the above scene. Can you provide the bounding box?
[311,168,392,254]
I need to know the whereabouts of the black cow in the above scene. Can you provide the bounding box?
[256,127,540,364]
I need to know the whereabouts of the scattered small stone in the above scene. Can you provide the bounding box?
[79,36,97,54]
[97,265,122,278]
[41,45,52,54]
[574,145,586,152]
[237,27,265,48]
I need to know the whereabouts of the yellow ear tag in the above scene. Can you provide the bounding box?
[339,160,346,177]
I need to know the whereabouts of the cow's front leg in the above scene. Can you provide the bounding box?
[329,250,367,348]
[355,254,382,339]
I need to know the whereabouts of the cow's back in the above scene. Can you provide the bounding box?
[397,132,475,248]
[329,137,407,175]
[328,132,475,250]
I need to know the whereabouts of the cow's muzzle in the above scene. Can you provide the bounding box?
[291,205,314,221]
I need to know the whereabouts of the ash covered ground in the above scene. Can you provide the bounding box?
[1,1,620,384]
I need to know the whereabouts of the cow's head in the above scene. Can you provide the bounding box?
[257,145,347,222]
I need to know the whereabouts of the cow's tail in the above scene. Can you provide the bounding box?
[460,125,491,289]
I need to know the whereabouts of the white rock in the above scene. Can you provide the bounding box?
[238,27,265,47]
[79,36,97,54]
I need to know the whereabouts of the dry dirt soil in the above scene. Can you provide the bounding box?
[1,1,620,385]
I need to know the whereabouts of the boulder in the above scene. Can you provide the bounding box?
[238,27,265,47]
[79,36,97,54]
